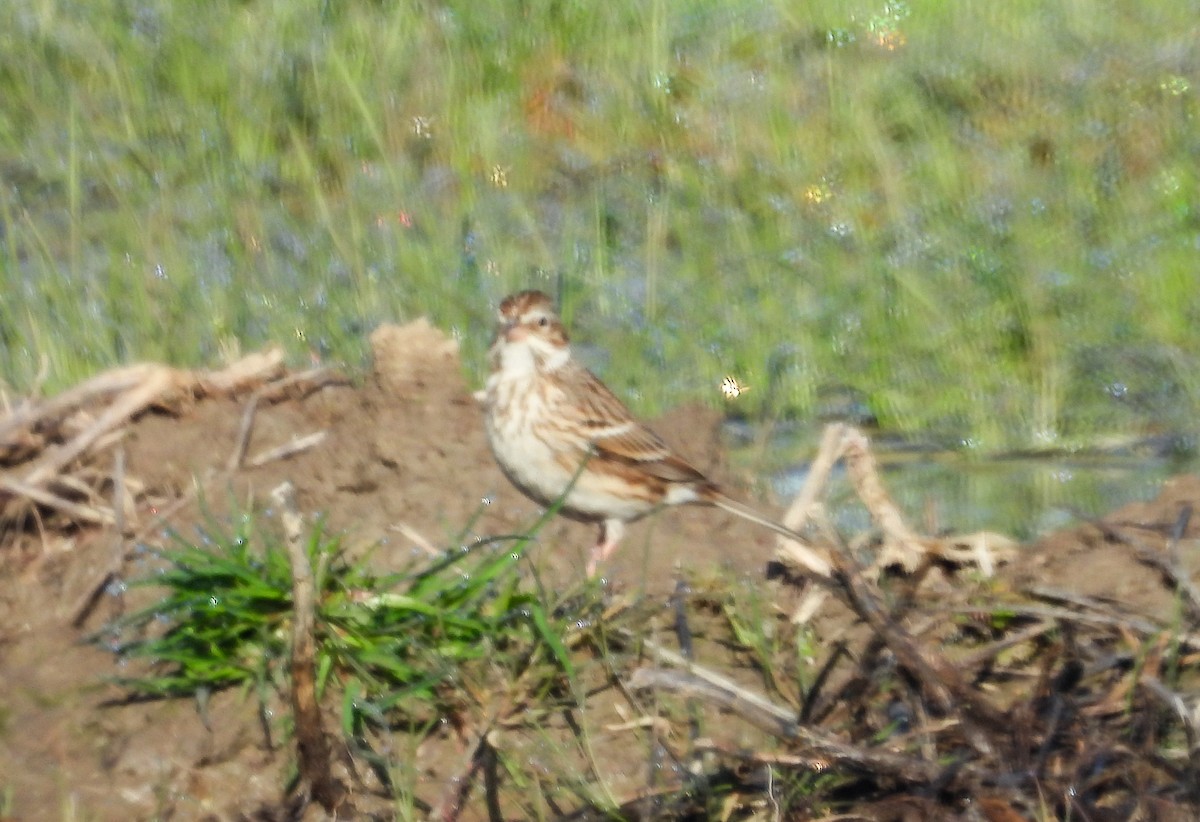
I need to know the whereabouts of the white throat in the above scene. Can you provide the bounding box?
[490,338,570,385]
[541,345,569,372]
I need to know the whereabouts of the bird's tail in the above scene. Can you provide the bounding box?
[708,491,832,576]
[709,493,802,541]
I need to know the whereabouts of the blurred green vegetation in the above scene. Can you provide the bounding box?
[0,0,1196,450]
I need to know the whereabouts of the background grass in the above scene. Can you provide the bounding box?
[0,0,1196,451]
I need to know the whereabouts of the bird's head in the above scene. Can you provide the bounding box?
[490,290,570,374]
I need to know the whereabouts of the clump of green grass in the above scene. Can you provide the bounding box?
[97,510,581,738]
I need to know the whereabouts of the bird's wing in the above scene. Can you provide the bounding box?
[560,363,708,483]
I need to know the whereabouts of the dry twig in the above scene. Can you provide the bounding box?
[246,431,329,469]
[627,667,986,788]
[829,553,1009,741]
[70,447,131,627]
[274,481,346,814]
[227,394,260,472]
[0,348,337,535]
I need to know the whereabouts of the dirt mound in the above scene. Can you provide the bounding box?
[0,320,760,819]
[1,320,1198,819]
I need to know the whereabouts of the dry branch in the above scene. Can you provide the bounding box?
[1022,587,1200,651]
[623,628,796,730]
[70,448,132,627]
[431,726,500,822]
[0,476,114,525]
[774,423,1012,583]
[0,364,155,446]
[274,481,346,814]
[1130,504,1200,624]
[772,423,843,578]
[23,367,174,487]
[0,348,313,530]
[227,394,260,471]
[830,553,1008,736]
[778,422,846,533]
[193,348,288,396]
[627,667,981,787]
[246,431,329,468]
[628,667,797,741]
[840,428,930,573]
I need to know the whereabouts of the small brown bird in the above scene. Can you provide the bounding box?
[482,289,804,575]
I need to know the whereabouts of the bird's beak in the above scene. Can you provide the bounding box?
[502,320,528,342]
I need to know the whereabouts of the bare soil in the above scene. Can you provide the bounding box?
[1,320,1198,820]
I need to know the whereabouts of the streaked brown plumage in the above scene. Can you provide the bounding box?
[483,289,803,575]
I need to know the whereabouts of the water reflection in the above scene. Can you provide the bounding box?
[740,425,1198,541]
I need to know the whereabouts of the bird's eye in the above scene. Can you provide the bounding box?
[537,317,548,327]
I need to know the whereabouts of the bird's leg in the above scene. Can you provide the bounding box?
[587,519,626,576]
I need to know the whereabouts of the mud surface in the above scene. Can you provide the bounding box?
[2,320,1198,820]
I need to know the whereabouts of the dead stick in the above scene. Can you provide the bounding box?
[806,556,934,726]
[230,366,347,471]
[968,598,1200,654]
[620,628,797,727]
[1142,676,1200,764]
[255,366,349,402]
[956,621,1057,669]
[1137,504,1200,624]
[2,348,286,452]
[76,468,217,620]
[628,667,978,786]
[70,447,130,627]
[1087,507,1200,624]
[0,364,155,444]
[831,553,1009,739]
[247,431,328,468]
[227,394,259,471]
[779,422,846,533]
[24,368,174,487]
[0,476,114,525]
[773,423,846,577]
[274,481,344,812]
[195,347,284,394]
[431,727,497,822]
[842,430,930,572]
[629,667,798,740]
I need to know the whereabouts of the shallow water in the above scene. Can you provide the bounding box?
[733,424,1199,541]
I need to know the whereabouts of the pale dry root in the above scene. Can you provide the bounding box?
[772,422,1017,621]
[0,348,343,538]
